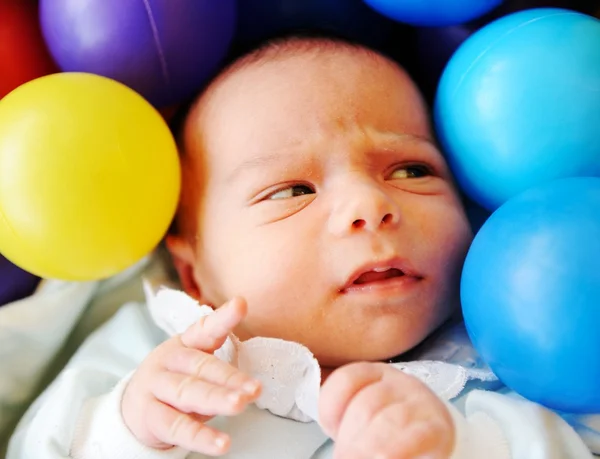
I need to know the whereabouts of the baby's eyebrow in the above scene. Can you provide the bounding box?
[228,151,293,181]
[378,132,436,147]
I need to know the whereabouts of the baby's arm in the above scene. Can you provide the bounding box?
[449,390,593,459]
[319,363,593,459]
[7,300,159,459]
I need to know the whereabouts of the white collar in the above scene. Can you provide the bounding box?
[143,282,497,424]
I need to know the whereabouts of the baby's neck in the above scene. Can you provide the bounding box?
[320,367,335,385]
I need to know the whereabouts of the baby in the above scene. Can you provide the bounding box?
[130,35,472,457]
[7,36,596,459]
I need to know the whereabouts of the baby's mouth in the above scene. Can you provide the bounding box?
[340,258,423,293]
[352,268,405,285]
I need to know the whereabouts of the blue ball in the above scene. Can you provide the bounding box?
[363,0,503,26]
[461,177,600,414]
[435,8,600,211]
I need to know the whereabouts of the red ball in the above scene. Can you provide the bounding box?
[0,0,58,98]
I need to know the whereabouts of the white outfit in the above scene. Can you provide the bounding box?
[3,252,599,458]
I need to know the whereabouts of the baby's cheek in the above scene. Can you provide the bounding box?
[425,204,472,263]
[227,245,318,339]
[217,232,290,293]
[415,206,471,314]
[447,212,474,266]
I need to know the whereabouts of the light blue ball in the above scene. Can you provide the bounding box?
[362,0,503,27]
[461,177,600,414]
[435,8,600,211]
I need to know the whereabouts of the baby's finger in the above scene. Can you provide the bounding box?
[152,370,256,419]
[333,378,408,457]
[319,362,388,438]
[337,412,452,459]
[372,415,452,459]
[181,297,247,352]
[165,346,261,396]
[147,399,230,456]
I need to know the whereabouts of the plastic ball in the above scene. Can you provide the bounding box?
[435,8,600,211]
[362,0,503,27]
[0,255,40,306]
[0,73,180,281]
[235,0,395,50]
[0,0,58,98]
[39,0,236,108]
[461,177,600,414]
[415,0,600,101]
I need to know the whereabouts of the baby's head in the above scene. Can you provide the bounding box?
[167,36,473,369]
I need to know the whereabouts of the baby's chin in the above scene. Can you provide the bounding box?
[314,335,428,369]
[313,314,451,369]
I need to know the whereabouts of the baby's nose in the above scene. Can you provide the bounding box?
[328,183,400,236]
[351,212,395,230]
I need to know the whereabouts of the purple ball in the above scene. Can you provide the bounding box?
[0,255,40,306]
[40,0,236,107]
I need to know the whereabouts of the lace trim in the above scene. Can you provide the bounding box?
[392,361,497,401]
[144,284,498,421]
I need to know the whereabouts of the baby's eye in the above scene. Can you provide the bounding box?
[267,184,315,200]
[389,164,431,179]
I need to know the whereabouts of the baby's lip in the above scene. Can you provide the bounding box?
[340,257,422,291]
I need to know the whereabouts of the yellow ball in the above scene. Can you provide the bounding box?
[0,73,181,281]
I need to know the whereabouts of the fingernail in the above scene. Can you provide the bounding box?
[214,434,228,449]
[242,380,260,395]
[225,298,238,308]
[228,391,242,404]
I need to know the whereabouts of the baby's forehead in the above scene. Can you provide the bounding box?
[187,48,426,138]
[180,39,433,182]
[205,45,412,104]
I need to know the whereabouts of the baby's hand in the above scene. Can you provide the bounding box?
[121,297,261,456]
[319,362,455,459]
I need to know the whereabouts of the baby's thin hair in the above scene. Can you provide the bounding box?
[221,34,379,80]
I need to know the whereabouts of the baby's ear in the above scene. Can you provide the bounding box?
[165,235,203,302]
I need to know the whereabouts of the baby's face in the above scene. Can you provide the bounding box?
[175,50,472,367]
